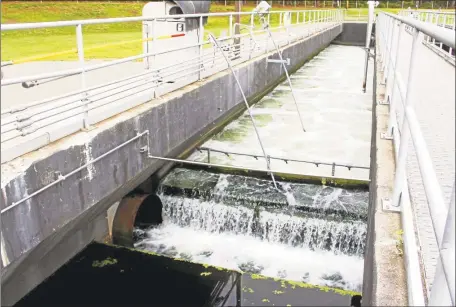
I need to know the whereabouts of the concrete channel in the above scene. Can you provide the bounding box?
[0,15,413,305]
[1,22,347,305]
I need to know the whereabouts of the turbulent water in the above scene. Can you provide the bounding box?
[135,45,372,293]
[188,45,373,180]
[135,190,366,292]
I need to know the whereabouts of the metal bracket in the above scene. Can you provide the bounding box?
[267,58,290,65]
[81,125,96,132]
[139,145,148,153]
[382,197,401,212]
[380,132,393,140]
[377,99,389,105]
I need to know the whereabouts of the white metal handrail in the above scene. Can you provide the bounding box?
[1,9,343,164]
[399,9,456,56]
[377,11,455,306]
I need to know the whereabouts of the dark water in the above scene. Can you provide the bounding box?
[15,242,357,306]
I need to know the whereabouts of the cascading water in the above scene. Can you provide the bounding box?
[134,169,368,293]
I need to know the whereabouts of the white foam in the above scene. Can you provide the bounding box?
[136,222,364,292]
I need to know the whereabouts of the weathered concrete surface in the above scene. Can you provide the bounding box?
[361,39,407,306]
[333,22,368,46]
[0,24,342,305]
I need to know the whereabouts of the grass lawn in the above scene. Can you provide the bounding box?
[0,2,450,61]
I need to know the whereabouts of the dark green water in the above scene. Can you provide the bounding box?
[15,242,357,306]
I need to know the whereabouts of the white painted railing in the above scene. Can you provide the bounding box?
[399,9,456,57]
[377,12,455,306]
[0,9,343,164]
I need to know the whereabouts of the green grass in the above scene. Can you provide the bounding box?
[1,1,335,61]
[1,2,452,61]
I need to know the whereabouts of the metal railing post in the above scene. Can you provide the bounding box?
[76,23,90,130]
[385,19,399,98]
[151,18,159,98]
[387,22,404,137]
[381,15,390,71]
[391,29,423,208]
[432,13,437,44]
[440,14,447,49]
[383,16,394,83]
[229,14,233,38]
[429,183,455,306]
[198,16,203,81]
[450,17,456,55]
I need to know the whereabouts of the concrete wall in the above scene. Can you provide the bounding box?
[0,25,342,305]
[333,22,367,46]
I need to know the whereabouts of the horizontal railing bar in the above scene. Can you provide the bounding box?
[383,12,455,48]
[1,54,225,136]
[1,47,232,119]
[405,106,447,247]
[197,146,369,170]
[1,130,149,214]
[1,9,335,31]
[1,20,300,86]
[2,54,234,141]
[146,153,369,184]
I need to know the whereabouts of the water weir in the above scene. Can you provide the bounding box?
[134,168,368,292]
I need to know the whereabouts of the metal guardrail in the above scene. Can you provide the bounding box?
[377,12,455,306]
[196,146,369,177]
[399,9,456,56]
[0,9,343,164]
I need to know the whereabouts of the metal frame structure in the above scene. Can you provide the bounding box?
[1,9,343,164]
[196,146,369,177]
[207,31,278,188]
[377,11,455,306]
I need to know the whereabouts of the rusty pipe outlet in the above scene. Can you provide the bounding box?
[112,194,163,247]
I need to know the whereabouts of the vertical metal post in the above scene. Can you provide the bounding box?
[429,183,455,306]
[450,16,455,55]
[151,18,158,98]
[198,16,203,81]
[440,14,447,49]
[207,148,211,164]
[432,13,437,44]
[362,0,375,92]
[387,22,404,137]
[383,17,394,83]
[76,24,90,130]
[391,30,423,208]
[385,17,398,90]
[382,16,391,72]
[234,1,241,59]
[229,14,233,38]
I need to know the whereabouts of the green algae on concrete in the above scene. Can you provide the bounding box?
[92,257,117,268]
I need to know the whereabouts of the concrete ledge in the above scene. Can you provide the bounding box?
[0,25,342,305]
[361,36,407,306]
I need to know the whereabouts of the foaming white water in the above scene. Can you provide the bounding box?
[187,45,373,180]
[135,222,364,292]
[160,194,366,255]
